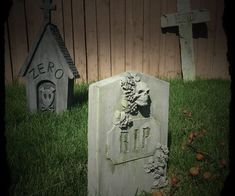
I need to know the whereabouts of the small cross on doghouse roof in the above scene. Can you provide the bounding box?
[40,0,56,23]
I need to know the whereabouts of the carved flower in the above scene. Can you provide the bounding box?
[134,75,141,82]
[144,144,169,189]
[153,173,161,179]
[153,176,168,188]
[161,145,169,155]
[144,162,155,173]
[121,99,128,110]
[113,110,131,129]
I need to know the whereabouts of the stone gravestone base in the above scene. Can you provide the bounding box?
[88,72,169,196]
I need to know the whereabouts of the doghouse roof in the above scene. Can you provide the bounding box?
[19,23,79,79]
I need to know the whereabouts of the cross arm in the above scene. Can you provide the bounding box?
[40,4,56,11]
[161,9,210,28]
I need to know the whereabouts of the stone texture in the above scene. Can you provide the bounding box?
[88,71,169,196]
[19,0,79,113]
[19,24,79,113]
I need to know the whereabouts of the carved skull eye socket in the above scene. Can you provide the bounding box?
[138,90,144,94]
[146,89,150,94]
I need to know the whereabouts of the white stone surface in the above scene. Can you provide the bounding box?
[88,72,169,196]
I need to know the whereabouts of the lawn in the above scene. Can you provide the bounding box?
[5,79,230,195]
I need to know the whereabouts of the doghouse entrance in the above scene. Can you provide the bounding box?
[37,81,56,112]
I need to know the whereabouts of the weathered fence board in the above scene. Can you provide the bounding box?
[196,0,211,78]
[213,0,228,78]
[110,0,125,75]
[164,0,178,78]
[149,0,161,77]
[4,0,229,83]
[131,0,144,72]
[4,23,12,84]
[142,0,151,75]
[204,0,217,78]
[72,0,87,82]
[125,0,134,72]
[25,0,42,49]
[85,0,98,82]
[8,0,28,82]
[51,0,64,39]
[158,0,167,77]
[96,0,111,80]
[63,0,74,61]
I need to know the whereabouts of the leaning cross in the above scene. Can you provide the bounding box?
[40,0,56,24]
[161,0,210,81]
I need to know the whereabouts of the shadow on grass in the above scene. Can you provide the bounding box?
[168,130,172,150]
[72,84,89,107]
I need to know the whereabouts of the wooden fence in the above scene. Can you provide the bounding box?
[4,0,229,84]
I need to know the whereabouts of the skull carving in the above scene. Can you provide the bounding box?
[134,81,150,106]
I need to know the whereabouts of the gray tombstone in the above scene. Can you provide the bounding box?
[19,0,79,113]
[88,71,169,196]
[161,0,210,81]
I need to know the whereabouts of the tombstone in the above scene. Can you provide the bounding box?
[88,71,169,196]
[19,0,79,113]
[161,0,210,81]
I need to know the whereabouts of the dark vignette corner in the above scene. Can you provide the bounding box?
[221,0,235,195]
[1,0,12,195]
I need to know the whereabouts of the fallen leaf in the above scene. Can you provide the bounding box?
[189,166,200,176]
[203,171,212,180]
[152,190,163,196]
[183,109,192,117]
[219,141,225,147]
[181,141,187,150]
[188,132,196,144]
[196,153,205,161]
[219,159,227,168]
[189,132,195,140]
[188,138,193,144]
[201,129,206,134]
[170,176,179,185]
[211,173,219,180]
[198,129,206,137]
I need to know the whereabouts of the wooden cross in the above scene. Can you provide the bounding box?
[161,0,210,81]
[40,0,56,24]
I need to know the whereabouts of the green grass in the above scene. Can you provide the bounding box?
[5,79,230,196]
[166,79,230,196]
